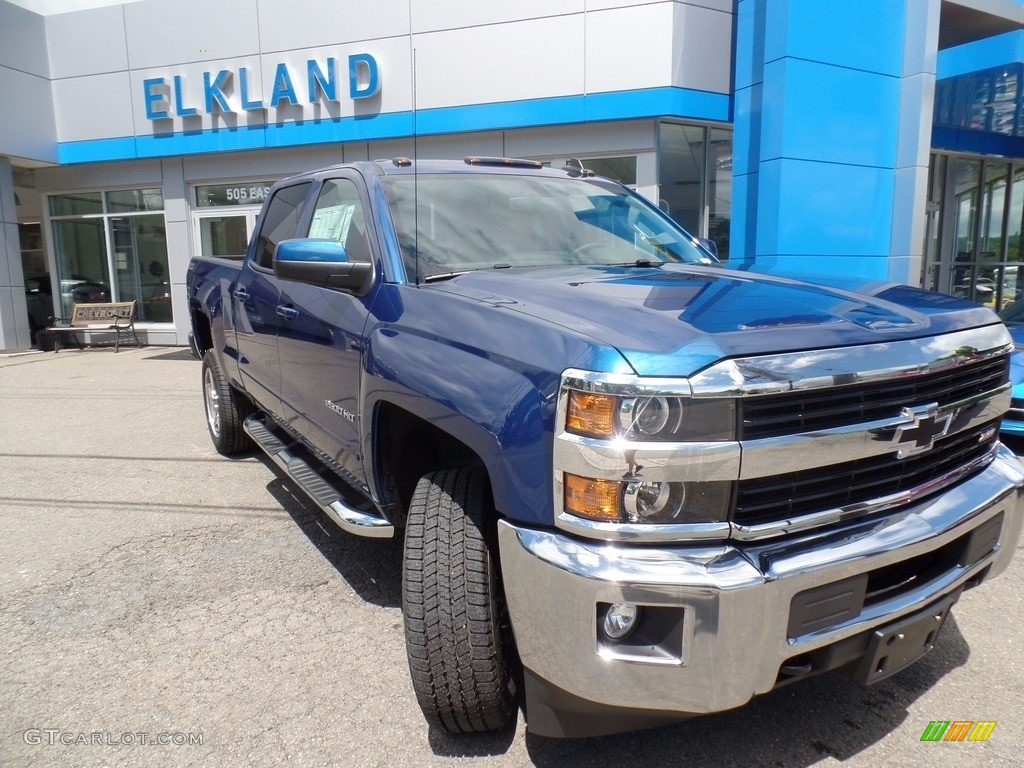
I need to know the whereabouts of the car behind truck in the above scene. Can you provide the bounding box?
[188,157,1024,738]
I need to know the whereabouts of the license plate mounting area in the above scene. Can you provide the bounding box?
[854,591,960,684]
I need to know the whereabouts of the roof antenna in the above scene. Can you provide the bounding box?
[412,47,420,286]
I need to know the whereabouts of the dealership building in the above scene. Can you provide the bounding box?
[1,0,1023,351]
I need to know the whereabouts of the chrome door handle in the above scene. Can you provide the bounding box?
[233,289,250,301]
[276,305,299,320]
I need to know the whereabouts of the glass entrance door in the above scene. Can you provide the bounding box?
[927,152,1024,309]
[951,158,982,301]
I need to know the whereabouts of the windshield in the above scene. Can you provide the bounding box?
[381,173,716,281]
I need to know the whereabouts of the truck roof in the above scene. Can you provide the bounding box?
[281,156,598,184]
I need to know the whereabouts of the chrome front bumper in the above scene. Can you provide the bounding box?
[498,445,1024,737]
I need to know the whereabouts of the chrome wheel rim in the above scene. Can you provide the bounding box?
[203,365,221,438]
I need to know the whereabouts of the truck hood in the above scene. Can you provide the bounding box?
[434,264,1000,376]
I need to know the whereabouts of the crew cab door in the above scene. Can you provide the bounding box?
[275,174,378,482]
[233,181,312,412]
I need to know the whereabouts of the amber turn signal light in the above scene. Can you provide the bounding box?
[564,473,621,522]
[566,391,617,438]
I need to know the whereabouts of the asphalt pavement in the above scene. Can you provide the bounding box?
[1,346,1022,768]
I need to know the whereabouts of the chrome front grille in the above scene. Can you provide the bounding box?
[714,329,1012,539]
[734,421,1000,527]
[738,355,1008,440]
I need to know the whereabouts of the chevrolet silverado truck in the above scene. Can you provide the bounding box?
[187,157,1024,738]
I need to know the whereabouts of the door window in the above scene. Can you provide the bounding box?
[256,183,311,270]
[307,178,372,262]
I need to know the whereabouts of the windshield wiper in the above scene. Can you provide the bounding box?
[422,270,470,283]
[423,263,514,283]
[611,259,664,268]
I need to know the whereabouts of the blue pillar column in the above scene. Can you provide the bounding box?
[732,0,940,284]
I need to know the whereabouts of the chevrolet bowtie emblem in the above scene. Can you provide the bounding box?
[892,404,953,458]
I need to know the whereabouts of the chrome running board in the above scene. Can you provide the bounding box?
[244,416,394,538]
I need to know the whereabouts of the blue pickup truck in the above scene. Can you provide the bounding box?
[188,157,1024,738]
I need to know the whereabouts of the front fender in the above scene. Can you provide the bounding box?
[362,326,554,525]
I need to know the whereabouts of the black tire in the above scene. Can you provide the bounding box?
[402,467,515,734]
[201,351,254,455]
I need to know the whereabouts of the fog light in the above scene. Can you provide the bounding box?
[604,603,640,639]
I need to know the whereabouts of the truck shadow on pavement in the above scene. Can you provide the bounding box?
[416,615,973,765]
[252,453,975,765]
[261,470,403,609]
[522,620,970,767]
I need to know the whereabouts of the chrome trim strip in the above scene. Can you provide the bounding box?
[554,432,740,482]
[687,324,1011,398]
[562,326,1010,400]
[561,370,693,397]
[553,442,999,543]
[555,511,732,542]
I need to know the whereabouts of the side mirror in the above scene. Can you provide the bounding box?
[274,239,374,296]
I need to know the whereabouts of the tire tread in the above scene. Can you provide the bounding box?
[402,467,514,733]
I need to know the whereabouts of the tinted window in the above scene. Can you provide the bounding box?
[255,183,311,270]
[306,178,373,262]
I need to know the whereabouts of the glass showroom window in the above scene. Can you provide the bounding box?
[48,188,171,322]
[658,123,733,261]
[926,152,1024,309]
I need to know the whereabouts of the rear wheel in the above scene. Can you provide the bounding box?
[201,350,253,455]
[402,467,515,733]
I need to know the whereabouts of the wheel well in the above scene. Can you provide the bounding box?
[191,307,213,355]
[375,403,491,520]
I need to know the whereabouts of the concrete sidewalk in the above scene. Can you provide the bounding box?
[1,348,1022,768]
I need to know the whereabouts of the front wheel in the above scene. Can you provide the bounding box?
[402,467,516,733]
[201,351,253,455]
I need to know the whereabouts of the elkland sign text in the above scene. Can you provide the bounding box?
[142,54,380,120]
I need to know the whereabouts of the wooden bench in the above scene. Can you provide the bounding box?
[46,301,143,353]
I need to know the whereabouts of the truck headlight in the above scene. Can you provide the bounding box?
[566,390,733,442]
[564,474,731,525]
[619,396,683,437]
[623,480,685,520]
